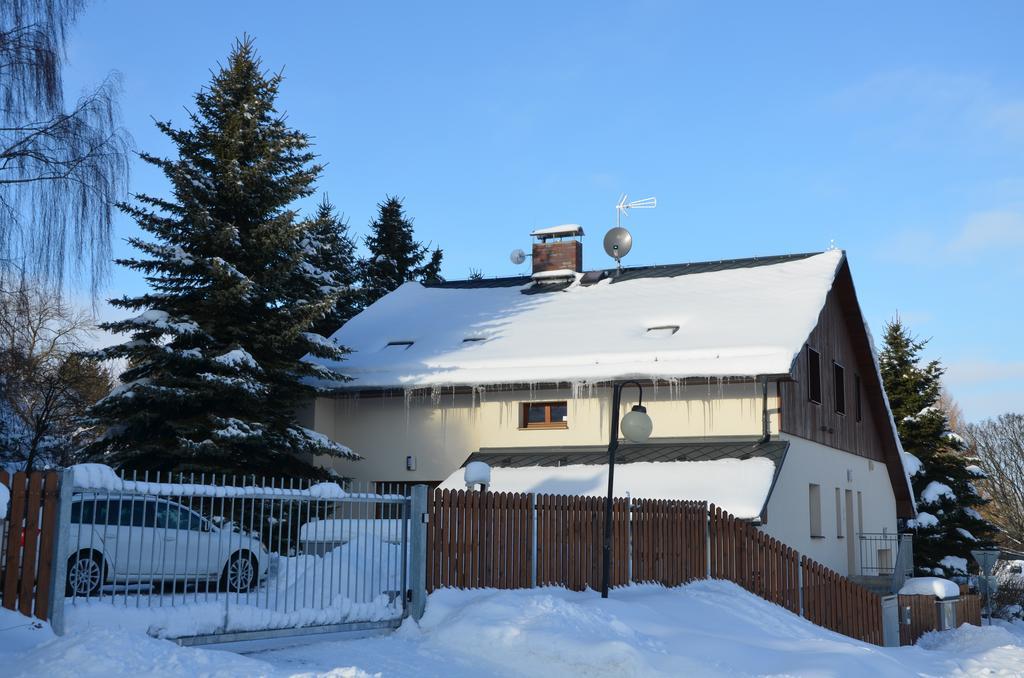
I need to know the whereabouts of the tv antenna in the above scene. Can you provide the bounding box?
[605,194,656,272]
[509,248,528,266]
[615,194,657,228]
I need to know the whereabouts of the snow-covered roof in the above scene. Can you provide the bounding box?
[438,458,776,519]
[310,250,844,389]
[898,577,961,599]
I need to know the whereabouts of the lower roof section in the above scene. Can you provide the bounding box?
[440,439,789,520]
[465,439,788,468]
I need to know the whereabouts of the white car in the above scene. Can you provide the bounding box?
[65,495,269,597]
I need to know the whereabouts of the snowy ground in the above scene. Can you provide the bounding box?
[4,580,1024,677]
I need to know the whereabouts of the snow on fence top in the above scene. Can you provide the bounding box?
[309,250,844,389]
[69,463,394,500]
[438,457,776,520]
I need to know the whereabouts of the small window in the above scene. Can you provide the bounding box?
[855,374,862,422]
[521,401,568,429]
[807,347,822,404]
[384,340,414,350]
[835,488,843,537]
[833,362,845,414]
[809,484,823,537]
[857,491,864,535]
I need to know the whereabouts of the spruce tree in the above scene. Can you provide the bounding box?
[879,319,996,576]
[361,196,443,306]
[86,39,356,476]
[303,196,362,337]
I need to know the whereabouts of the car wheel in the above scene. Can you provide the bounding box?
[66,551,104,597]
[221,551,258,593]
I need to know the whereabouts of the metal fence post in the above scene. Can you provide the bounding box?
[47,468,74,635]
[530,494,537,588]
[408,485,428,620]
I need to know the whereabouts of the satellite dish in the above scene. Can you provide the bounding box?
[603,227,633,260]
[510,248,527,265]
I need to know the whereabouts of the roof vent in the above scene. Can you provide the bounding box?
[645,325,679,337]
[384,340,414,350]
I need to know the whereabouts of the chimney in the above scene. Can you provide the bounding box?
[529,224,584,277]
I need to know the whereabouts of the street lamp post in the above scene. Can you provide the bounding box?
[602,380,654,598]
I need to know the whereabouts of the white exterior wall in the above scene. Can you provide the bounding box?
[762,434,898,576]
[313,382,778,482]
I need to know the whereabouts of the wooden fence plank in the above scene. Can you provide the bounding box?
[33,472,59,621]
[2,472,28,611]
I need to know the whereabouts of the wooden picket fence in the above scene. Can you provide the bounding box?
[957,594,982,627]
[0,470,61,621]
[899,594,940,645]
[802,555,883,644]
[632,498,707,586]
[897,592,984,645]
[708,503,800,614]
[425,490,708,592]
[427,489,887,645]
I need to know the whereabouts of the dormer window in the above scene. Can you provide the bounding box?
[384,340,414,350]
[645,325,679,337]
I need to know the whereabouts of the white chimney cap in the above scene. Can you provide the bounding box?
[530,224,584,239]
[464,461,492,487]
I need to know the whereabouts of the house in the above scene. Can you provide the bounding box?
[303,227,915,579]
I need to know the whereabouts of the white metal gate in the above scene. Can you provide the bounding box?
[53,471,416,645]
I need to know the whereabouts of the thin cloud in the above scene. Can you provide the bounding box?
[831,68,1024,145]
[945,360,1024,385]
[949,210,1024,252]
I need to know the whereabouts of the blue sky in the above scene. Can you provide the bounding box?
[62,1,1024,422]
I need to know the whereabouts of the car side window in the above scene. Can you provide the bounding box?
[119,498,155,527]
[139,501,158,528]
[181,508,206,531]
[153,501,182,529]
[71,498,121,525]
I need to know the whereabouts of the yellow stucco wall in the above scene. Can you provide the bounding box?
[313,381,779,482]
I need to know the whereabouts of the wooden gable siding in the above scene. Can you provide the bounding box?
[780,280,885,462]
[779,260,913,517]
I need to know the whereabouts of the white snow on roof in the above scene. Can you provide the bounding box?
[438,458,776,520]
[311,251,844,389]
[530,268,578,280]
[530,223,584,237]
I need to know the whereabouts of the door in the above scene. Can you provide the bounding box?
[845,490,856,574]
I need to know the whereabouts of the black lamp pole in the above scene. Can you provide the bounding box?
[601,380,643,598]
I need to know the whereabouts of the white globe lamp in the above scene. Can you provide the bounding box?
[620,405,653,443]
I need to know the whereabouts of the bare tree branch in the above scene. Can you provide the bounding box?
[0,0,130,296]
[967,414,1024,549]
[0,269,112,469]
